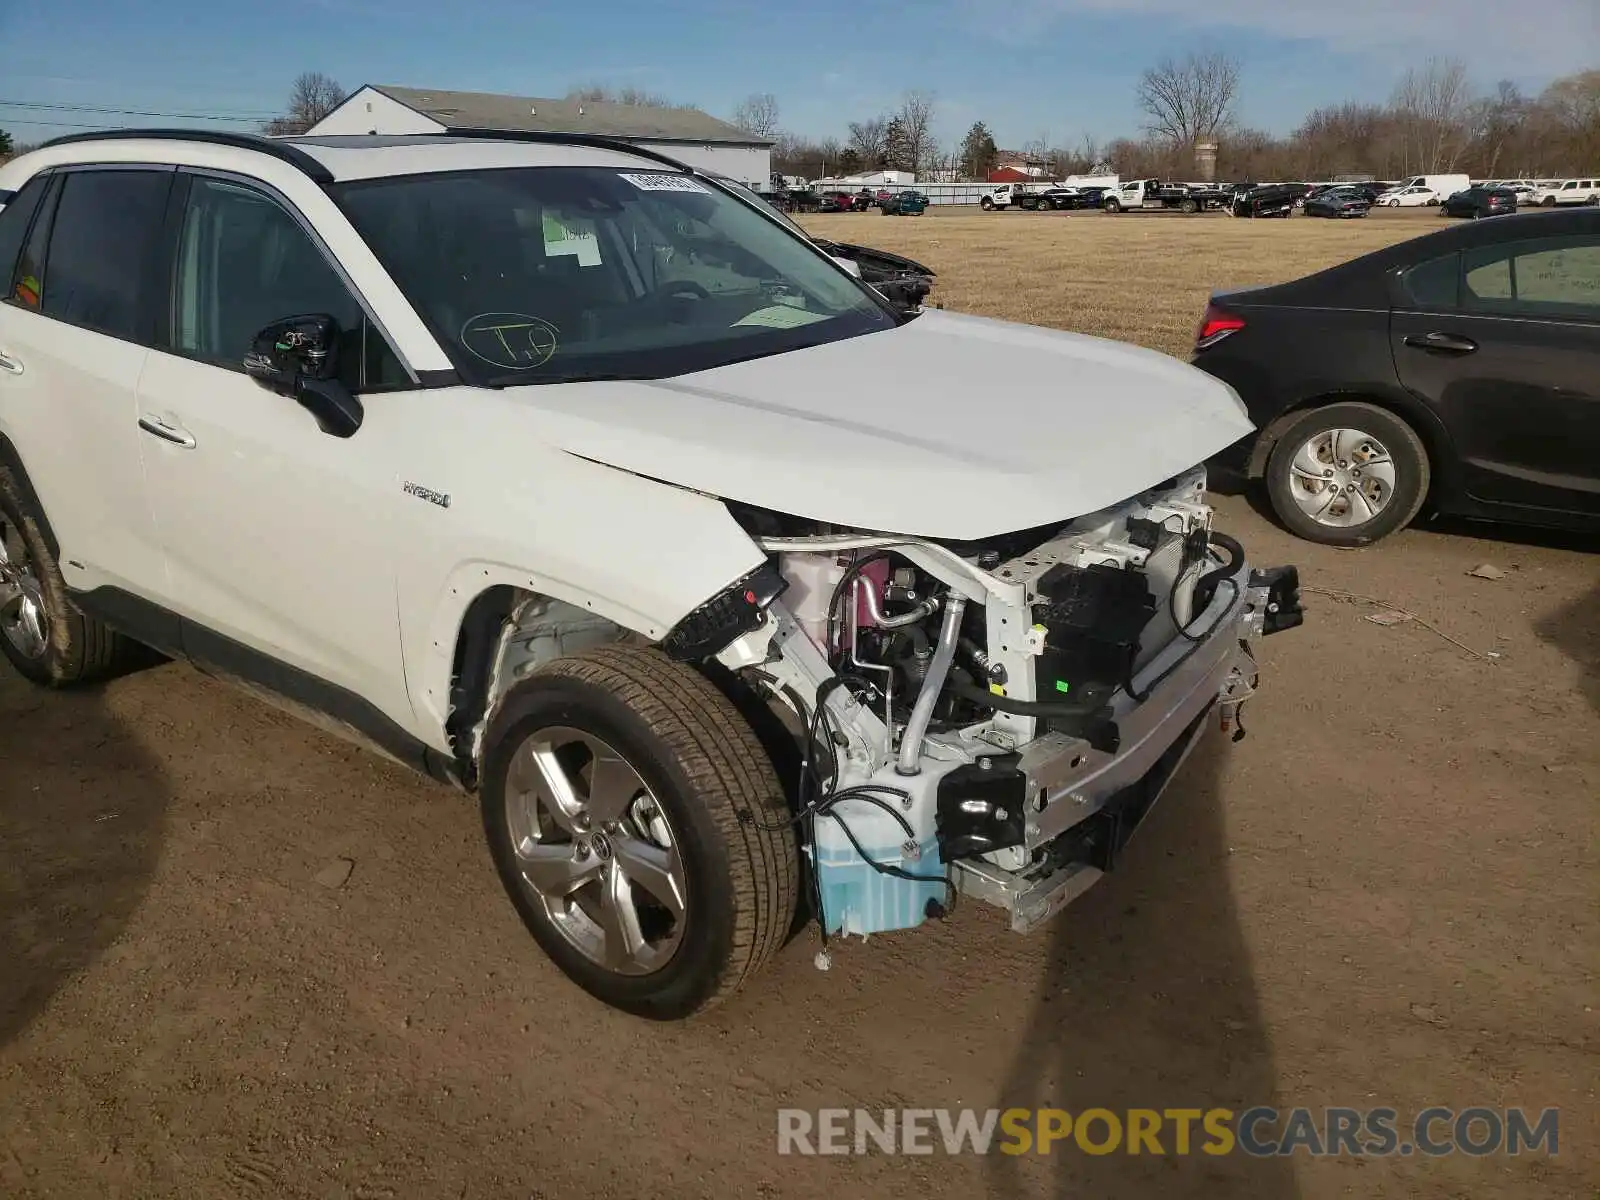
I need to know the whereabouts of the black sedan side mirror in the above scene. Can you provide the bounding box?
[244,314,364,439]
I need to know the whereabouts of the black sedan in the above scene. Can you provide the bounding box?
[1193,208,1600,545]
[1440,186,1519,219]
[1303,189,1371,218]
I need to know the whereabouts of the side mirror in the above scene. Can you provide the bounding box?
[244,314,364,439]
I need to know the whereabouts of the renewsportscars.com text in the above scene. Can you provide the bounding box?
[776,1106,1560,1158]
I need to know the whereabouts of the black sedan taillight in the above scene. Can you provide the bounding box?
[1195,302,1246,350]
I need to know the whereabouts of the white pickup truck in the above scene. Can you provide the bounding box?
[0,129,1301,1019]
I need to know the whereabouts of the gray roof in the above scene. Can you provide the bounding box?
[367,85,769,146]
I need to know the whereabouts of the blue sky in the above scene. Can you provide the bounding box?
[3,0,1595,151]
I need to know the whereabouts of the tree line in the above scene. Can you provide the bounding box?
[746,58,1599,183]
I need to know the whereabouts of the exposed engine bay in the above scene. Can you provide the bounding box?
[679,467,1304,941]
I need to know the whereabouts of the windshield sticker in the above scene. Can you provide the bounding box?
[460,313,560,370]
[733,305,830,330]
[617,173,711,194]
[542,212,603,267]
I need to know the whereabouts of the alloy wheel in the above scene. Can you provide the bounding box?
[503,726,688,976]
[0,515,47,660]
[1287,428,1397,528]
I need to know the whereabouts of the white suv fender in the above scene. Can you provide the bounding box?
[398,426,764,743]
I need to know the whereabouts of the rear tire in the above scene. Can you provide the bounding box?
[0,463,142,686]
[1263,402,1430,547]
[480,645,799,1019]
[1179,197,1199,214]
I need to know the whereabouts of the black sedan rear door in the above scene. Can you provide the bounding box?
[1389,230,1600,515]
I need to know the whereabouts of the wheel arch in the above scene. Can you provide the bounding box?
[432,577,647,787]
[0,434,59,559]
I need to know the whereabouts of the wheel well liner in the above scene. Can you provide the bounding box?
[445,586,520,786]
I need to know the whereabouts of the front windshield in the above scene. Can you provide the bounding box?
[335,166,895,386]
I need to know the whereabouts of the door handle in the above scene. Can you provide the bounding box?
[1403,331,1478,354]
[138,415,197,449]
[0,351,22,375]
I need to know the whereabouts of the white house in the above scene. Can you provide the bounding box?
[307,85,773,188]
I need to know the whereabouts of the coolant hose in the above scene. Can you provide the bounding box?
[1192,531,1245,615]
[947,677,1109,718]
[896,594,967,776]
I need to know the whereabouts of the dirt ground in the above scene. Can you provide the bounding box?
[2,209,1597,1200]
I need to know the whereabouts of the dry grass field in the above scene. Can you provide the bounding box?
[801,207,1439,355]
[1,206,1596,1200]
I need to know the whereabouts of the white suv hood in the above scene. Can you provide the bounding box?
[507,309,1253,541]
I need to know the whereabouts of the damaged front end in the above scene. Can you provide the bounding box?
[660,466,1303,939]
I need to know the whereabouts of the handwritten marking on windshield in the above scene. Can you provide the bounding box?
[459,312,560,370]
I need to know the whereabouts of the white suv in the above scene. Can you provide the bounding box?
[1533,178,1600,206]
[0,131,1298,1017]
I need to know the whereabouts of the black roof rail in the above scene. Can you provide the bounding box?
[421,127,694,173]
[35,128,335,184]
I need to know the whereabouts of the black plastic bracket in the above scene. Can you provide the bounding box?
[1249,565,1304,636]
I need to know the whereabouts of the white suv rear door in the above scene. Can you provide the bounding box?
[0,166,174,602]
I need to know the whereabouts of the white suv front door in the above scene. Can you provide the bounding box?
[134,172,418,725]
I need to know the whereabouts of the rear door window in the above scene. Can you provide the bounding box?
[0,176,50,295]
[1463,236,1600,318]
[40,169,173,341]
[1401,252,1460,308]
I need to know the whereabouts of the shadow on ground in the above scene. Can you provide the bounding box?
[0,682,169,1047]
[1535,581,1600,717]
[987,734,1301,1199]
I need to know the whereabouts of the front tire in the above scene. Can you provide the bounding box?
[1264,403,1430,547]
[480,645,799,1019]
[1103,197,1122,213]
[0,464,139,686]
[980,197,995,210]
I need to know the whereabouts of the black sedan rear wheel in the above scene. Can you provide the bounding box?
[1265,403,1430,547]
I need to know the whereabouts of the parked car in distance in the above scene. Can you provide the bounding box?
[1231,183,1300,218]
[1375,185,1439,208]
[879,189,928,215]
[1440,186,1519,219]
[1016,186,1081,210]
[816,192,848,213]
[1532,177,1600,206]
[1193,208,1600,545]
[1302,189,1371,218]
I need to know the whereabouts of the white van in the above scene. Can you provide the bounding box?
[1396,174,1471,204]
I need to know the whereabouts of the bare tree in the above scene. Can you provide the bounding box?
[263,72,347,136]
[1136,51,1241,150]
[732,93,781,139]
[1392,57,1473,171]
[895,91,937,177]
[847,117,889,169]
[566,84,678,108]
[1539,69,1600,170]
